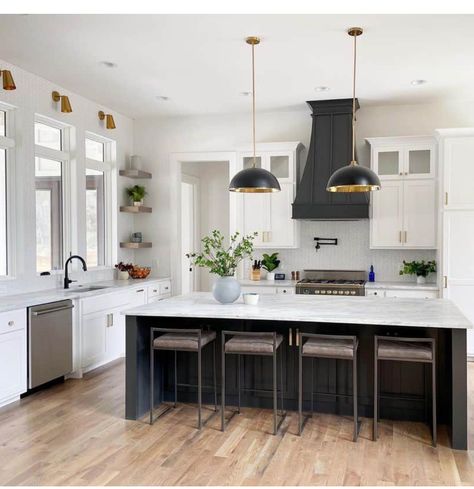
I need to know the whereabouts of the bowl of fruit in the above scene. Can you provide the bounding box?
[128,266,151,279]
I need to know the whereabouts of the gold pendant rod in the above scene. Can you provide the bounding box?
[348,27,362,166]
[252,41,256,168]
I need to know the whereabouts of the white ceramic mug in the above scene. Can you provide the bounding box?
[243,293,259,305]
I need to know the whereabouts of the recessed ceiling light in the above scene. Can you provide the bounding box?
[156,96,169,101]
[240,91,253,97]
[99,61,117,68]
[315,86,330,92]
[411,79,427,86]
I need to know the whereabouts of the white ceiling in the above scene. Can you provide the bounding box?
[0,14,473,119]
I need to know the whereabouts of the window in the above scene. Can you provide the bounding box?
[85,133,113,267]
[34,118,68,273]
[0,111,5,137]
[0,148,6,275]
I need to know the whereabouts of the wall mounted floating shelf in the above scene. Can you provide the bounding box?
[120,242,152,249]
[119,169,152,179]
[120,206,152,213]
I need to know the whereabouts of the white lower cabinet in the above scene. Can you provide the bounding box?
[80,281,170,373]
[241,285,296,295]
[0,309,27,407]
[366,288,438,299]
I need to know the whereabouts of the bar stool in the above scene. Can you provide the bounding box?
[374,335,436,447]
[150,327,217,429]
[221,331,286,435]
[297,331,360,442]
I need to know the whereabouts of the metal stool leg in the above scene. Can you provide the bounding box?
[353,351,358,442]
[298,341,303,435]
[221,334,226,432]
[273,346,277,435]
[174,350,178,408]
[311,357,314,417]
[279,346,284,416]
[237,354,241,414]
[150,340,154,425]
[213,340,217,412]
[432,347,437,447]
[373,337,378,441]
[198,345,202,430]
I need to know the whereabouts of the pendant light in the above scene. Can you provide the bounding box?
[229,37,281,193]
[326,27,381,193]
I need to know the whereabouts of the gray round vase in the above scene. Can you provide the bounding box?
[212,276,241,304]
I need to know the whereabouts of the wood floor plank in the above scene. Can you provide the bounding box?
[1,359,474,486]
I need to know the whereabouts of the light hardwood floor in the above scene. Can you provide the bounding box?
[1,359,474,486]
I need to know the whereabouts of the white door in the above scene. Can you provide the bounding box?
[443,210,474,354]
[403,179,436,248]
[181,176,199,294]
[0,329,26,403]
[370,180,404,248]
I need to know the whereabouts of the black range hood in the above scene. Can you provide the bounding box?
[292,99,369,220]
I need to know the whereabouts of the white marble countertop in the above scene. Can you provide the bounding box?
[365,281,439,291]
[0,277,171,313]
[124,292,472,330]
[240,279,298,287]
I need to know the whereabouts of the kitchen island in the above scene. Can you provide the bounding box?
[124,292,472,449]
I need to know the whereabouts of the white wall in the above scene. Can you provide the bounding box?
[182,161,229,291]
[134,98,474,286]
[0,58,135,295]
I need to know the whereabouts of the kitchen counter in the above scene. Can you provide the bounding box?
[125,292,470,449]
[239,279,298,287]
[124,292,470,330]
[0,277,171,313]
[365,281,439,291]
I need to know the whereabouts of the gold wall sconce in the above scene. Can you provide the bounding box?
[98,111,116,129]
[52,91,73,113]
[0,70,16,90]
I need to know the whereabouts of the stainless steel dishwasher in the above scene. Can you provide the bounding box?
[28,300,74,389]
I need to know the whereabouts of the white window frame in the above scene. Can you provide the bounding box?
[34,114,71,274]
[0,102,16,279]
[85,132,115,269]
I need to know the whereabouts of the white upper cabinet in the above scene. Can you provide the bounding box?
[238,142,303,249]
[367,136,437,249]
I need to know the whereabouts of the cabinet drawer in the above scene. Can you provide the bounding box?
[241,286,277,295]
[385,289,438,299]
[366,289,385,297]
[147,284,161,299]
[276,287,295,295]
[0,309,26,335]
[159,281,171,295]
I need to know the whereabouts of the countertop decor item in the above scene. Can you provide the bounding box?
[128,266,151,279]
[229,37,281,193]
[275,273,286,280]
[251,259,261,281]
[262,252,280,280]
[186,230,256,303]
[130,232,143,243]
[369,265,375,282]
[115,262,133,280]
[399,260,437,284]
[126,184,147,206]
[243,293,259,305]
[326,27,381,193]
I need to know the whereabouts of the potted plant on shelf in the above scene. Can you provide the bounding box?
[262,252,280,281]
[399,259,437,284]
[187,230,256,304]
[126,184,147,207]
[115,262,133,280]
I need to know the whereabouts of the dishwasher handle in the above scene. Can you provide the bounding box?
[32,304,75,316]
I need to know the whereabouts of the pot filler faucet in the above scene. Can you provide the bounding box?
[64,255,88,289]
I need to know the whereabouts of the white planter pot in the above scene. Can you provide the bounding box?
[266,272,275,281]
[212,276,241,304]
[416,275,427,284]
[117,270,129,280]
[133,200,143,207]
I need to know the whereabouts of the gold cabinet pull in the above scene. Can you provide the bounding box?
[445,192,448,206]
[288,328,292,346]
[444,276,448,288]
[296,329,300,347]
[404,231,407,243]
[399,231,402,243]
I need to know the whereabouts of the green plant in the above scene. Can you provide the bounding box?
[261,252,280,272]
[126,185,147,202]
[399,260,437,278]
[186,230,257,277]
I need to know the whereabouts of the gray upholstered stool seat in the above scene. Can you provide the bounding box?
[154,331,216,351]
[302,337,355,359]
[225,334,283,354]
[377,339,433,361]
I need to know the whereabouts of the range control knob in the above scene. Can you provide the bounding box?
[350,291,356,295]
[320,290,326,294]
[344,291,350,295]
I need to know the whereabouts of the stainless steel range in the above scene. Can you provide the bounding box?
[296,270,366,296]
